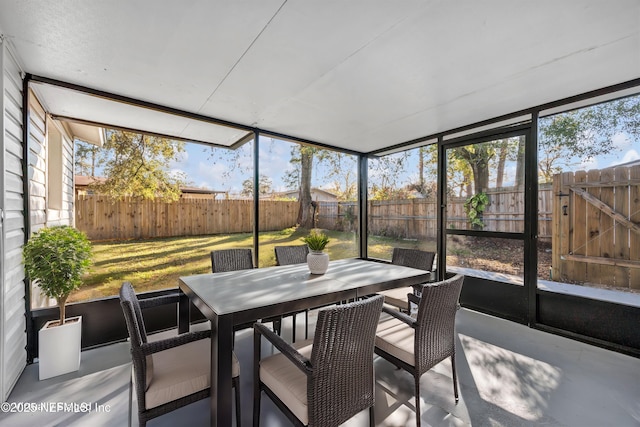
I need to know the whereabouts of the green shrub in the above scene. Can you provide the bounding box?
[23,226,92,324]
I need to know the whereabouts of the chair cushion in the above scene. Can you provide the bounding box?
[260,339,313,425]
[145,322,212,391]
[375,312,416,366]
[145,337,240,409]
[378,287,412,311]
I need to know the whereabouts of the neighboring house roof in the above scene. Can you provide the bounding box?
[75,176,106,187]
[178,186,229,197]
[265,187,338,200]
[611,158,640,168]
[74,176,227,197]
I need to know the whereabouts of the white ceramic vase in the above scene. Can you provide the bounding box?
[307,251,329,275]
[38,316,82,380]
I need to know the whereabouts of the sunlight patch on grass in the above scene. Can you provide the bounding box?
[70,228,439,303]
[71,228,362,302]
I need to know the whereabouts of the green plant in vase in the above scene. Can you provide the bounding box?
[23,225,92,325]
[302,230,330,253]
[302,230,330,274]
[22,225,92,379]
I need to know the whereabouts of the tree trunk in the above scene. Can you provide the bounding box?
[496,139,508,188]
[297,148,315,228]
[515,135,526,188]
[472,161,490,194]
[58,295,68,325]
[418,147,425,194]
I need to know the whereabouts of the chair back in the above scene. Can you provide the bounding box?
[309,294,384,427]
[392,247,435,271]
[119,282,151,413]
[274,245,309,265]
[119,281,149,348]
[414,274,464,375]
[211,248,254,272]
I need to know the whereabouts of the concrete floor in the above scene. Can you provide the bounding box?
[2,308,639,427]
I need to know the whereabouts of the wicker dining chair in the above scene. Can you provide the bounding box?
[210,247,281,336]
[274,245,310,341]
[211,248,254,273]
[378,248,436,312]
[274,244,309,266]
[119,282,241,427]
[374,274,464,427]
[253,294,385,427]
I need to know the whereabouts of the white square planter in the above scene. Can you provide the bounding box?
[38,316,82,380]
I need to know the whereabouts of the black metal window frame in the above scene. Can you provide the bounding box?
[21,74,640,360]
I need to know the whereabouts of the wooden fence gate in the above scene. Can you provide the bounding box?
[552,165,640,290]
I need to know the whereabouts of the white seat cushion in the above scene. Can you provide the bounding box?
[378,287,412,311]
[144,322,213,391]
[145,337,240,409]
[260,339,314,425]
[375,312,416,366]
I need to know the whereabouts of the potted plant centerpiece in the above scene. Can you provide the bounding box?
[302,230,330,274]
[22,225,92,380]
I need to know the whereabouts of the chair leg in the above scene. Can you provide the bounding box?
[304,309,309,339]
[253,330,262,427]
[451,354,459,402]
[292,313,297,342]
[414,377,421,427]
[253,389,261,427]
[272,318,282,335]
[369,405,375,427]
[233,376,242,427]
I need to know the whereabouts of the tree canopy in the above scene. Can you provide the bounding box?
[90,130,187,201]
[538,96,640,182]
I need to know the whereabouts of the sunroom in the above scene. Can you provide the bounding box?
[0,1,639,426]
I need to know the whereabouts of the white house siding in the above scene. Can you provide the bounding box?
[27,100,74,229]
[27,94,46,233]
[26,97,76,309]
[1,38,26,401]
[47,120,75,226]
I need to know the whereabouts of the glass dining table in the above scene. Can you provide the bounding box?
[178,257,432,426]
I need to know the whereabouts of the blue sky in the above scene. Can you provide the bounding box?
[169,137,356,195]
[167,131,639,196]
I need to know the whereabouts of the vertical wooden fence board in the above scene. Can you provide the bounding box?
[614,167,630,288]
[551,173,562,281]
[586,169,604,284]
[630,165,640,290]
[584,169,612,283]
[570,171,587,282]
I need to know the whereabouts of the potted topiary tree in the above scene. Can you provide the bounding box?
[22,225,92,380]
[302,229,330,274]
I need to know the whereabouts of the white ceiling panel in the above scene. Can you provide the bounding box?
[32,82,251,146]
[1,0,638,153]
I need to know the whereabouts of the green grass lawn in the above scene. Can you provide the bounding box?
[70,227,435,302]
[70,228,394,302]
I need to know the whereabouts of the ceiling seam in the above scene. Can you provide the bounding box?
[196,0,289,116]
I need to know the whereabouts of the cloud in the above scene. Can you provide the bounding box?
[611,132,631,150]
[621,149,640,164]
[579,156,598,170]
[170,149,189,168]
[169,168,187,180]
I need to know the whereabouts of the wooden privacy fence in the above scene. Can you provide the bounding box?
[552,165,640,290]
[77,185,555,242]
[75,195,299,241]
[317,184,553,239]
